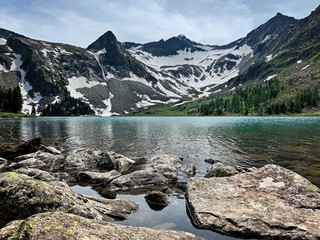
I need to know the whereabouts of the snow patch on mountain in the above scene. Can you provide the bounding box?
[67,76,107,99]
[0,38,7,45]
[266,74,277,81]
[128,44,253,90]
[11,54,43,114]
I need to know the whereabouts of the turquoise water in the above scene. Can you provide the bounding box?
[1,116,320,239]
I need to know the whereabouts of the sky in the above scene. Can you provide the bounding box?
[0,0,319,48]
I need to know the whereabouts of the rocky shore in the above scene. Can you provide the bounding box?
[0,137,319,239]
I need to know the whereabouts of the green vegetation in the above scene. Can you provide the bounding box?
[132,79,319,117]
[41,95,95,116]
[0,86,23,113]
[199,79,318,116]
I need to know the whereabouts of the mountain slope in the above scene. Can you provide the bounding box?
[134,5,320,116]
[0,4,319,116]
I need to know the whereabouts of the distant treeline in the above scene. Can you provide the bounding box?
[0,86,23,113]
[199,79,319,116]
[42,95,94,116]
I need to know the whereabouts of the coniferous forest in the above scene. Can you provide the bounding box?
[41,95,95,116]
[199,79,319,116]
[0,86,23,113]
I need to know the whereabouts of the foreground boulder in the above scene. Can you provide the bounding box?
[186,164,320,239]
[97,151,135,173]
[0,172,138,222]
[61,148,107,170]
[0,137,42,160]
[205,162,239,178]
[5,211,203,240]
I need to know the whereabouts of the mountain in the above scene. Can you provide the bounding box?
[0,4,319,116]
[134,5,320,116]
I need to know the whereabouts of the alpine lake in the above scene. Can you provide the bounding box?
[1,116,320,240]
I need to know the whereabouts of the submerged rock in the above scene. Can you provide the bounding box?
[145,191,173,211]
[6,211,203,240]
[77,170,121,184]
[61,148,105,170]
[14,168,56,182]
[97,151,135,173]
[186,164,320,239]
[0,172,138,222]
[180,164,196,177]
[205,162,239,178]
[204,158,219,164]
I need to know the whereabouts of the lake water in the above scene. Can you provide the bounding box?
[1,116,320,239]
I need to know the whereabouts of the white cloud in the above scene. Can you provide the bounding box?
[0,0,319,47]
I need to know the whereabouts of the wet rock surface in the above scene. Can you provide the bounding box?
[5,211,203,240]
[0,172,138,222]
[187,164,320,239]
[145,191,173,211]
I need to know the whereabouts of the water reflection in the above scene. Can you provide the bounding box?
[1,116,320,186]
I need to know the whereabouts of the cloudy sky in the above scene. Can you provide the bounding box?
[0,0,319,47]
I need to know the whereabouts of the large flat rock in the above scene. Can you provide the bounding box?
[5,211,203,240]
[0,172,138,222]
[186,164,320,239]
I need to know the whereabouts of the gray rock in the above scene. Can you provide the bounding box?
[39,145,62,155]
[105,154,180,192]
[11,159,46,169]
[151,154,182,168]
[0,220,23,239]
[107,168,177,192]
[14,168,56,181]
[145,191,173,211]
[97,151,135,173]
[77,170,121,184]
[6,211,203,240]
[0,157,6,164]
[186,164,320,239]
[0,172,138,222]
[52,172,70,183]
[14,151,65,163]
[0,157,9,171]
[62,148,105,170]
[180,164,196,177]
[205,162,239,177]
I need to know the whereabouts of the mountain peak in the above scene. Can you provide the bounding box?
[177,34,187,40]
[87,30,119,51]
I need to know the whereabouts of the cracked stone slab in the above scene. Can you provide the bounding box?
[186,164,320,239]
